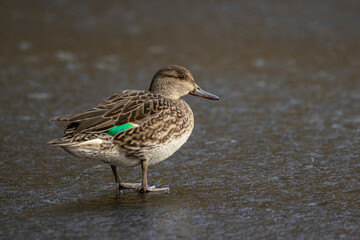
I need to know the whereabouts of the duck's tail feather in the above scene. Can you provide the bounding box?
[47,138,73,146]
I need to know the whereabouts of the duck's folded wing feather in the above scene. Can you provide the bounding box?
[50,90,173,134]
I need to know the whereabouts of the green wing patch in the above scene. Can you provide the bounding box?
[108,123,137,136]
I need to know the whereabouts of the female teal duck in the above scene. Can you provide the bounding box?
[49,65,219,192]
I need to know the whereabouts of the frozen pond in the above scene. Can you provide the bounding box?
[1,1,359,239]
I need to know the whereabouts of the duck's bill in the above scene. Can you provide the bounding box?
[190,84,219,100]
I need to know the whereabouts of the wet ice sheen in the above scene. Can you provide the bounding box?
[1,0,360,239]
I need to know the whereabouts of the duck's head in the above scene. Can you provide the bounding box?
[149,65,219,100]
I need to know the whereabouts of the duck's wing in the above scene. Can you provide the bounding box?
[51,90,173,134]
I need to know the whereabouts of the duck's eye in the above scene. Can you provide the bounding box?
[178,75,186,79]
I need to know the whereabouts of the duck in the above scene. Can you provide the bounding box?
[48,65,219,192]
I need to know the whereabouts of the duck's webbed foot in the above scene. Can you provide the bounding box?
[111,165,141,190]
[118,182,142,190]
[138,186,169,193]
[137,160,169,193]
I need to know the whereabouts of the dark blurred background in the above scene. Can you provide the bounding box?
[1,1,359,239]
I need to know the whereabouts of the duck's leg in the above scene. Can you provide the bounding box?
[110,165,141,190]
[138,160,169,192]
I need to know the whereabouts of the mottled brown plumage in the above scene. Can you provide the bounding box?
[49,65,219,192]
